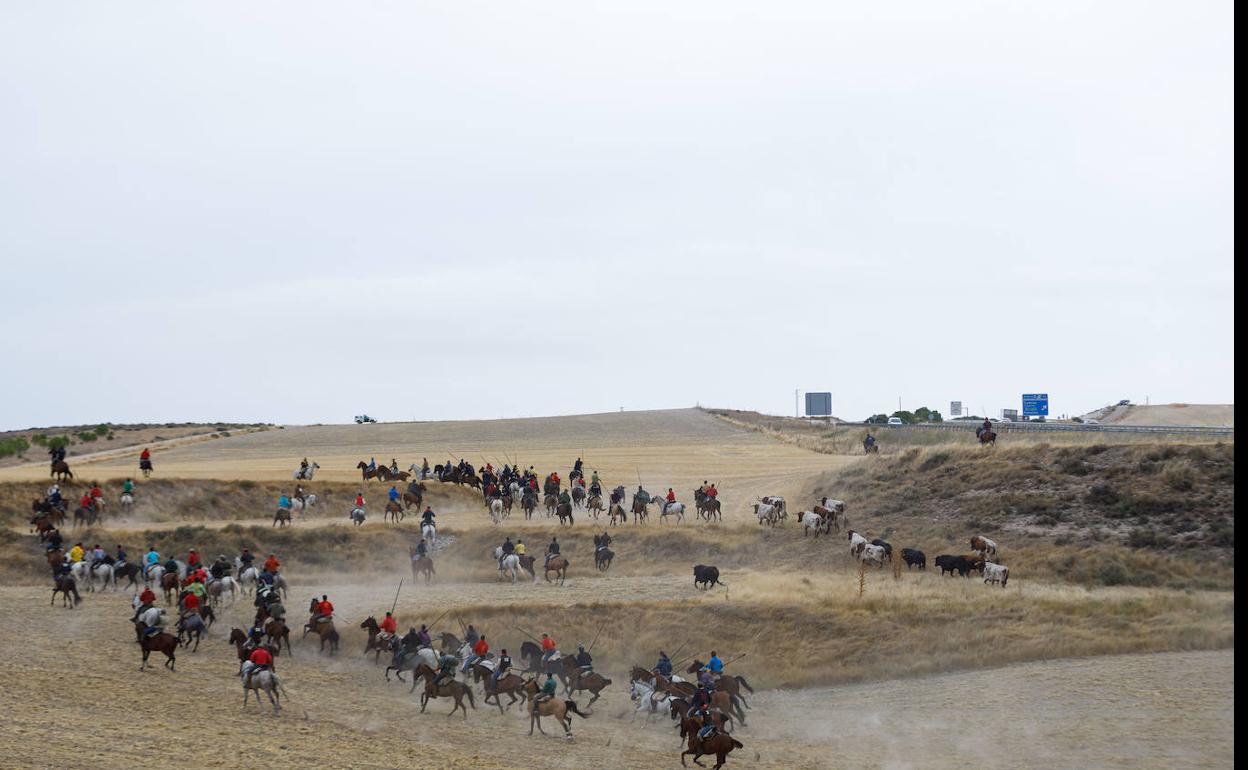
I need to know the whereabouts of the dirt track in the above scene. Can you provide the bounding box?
[0,579,1231,769]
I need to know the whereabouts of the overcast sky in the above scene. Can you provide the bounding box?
[0,1,1234,429]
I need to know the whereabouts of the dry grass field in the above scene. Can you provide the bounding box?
[0,409,1234,769]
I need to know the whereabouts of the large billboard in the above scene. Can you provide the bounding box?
[805,392,832,417]
[950,401,963,417]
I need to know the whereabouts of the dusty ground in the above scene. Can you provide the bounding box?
[0,578,1231,769]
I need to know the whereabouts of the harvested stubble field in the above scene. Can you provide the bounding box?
[0,409,1234,769]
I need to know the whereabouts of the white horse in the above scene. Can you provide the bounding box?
[207,576,238,606]
[90,563,115,591]
[290,494,317,514]
[350,507,366,525]
[240,662,288,713]
[422,522,437,546]
[629,679,672,722]
[293,462,319,480]
[120,492,134,512]
[488,499,504,525]
[658,500,685,525]
[237,566,259,596]
[493,548,534,583]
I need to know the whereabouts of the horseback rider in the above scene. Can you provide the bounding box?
[406,477,422,495]
[464,634,488,672]
[243,645,274,690]
[421,458,430,478]
[415,539,428,560]
[416,624,432,648]
[493,648,512,686]
[139,447,151,468]
[180,588,201,620]
[390,458,399,475]
[388,485,400,507]
[46,528,64,552]
[132,586,157,621]
[573,457,583,475]
[68,542,84,563]
[239,548,254,570]
[114,544,127,567]
[209,556,228,580]
[378,611,397,645]
[536,673,558,705]
[707,483,718,499]
[267,595,286,623]
[46,483,63,509]
[544,537,560,568]
[693,686,717,740]
[540,632,557,664]
[499,537,514,569]
[557,488,571,507]
[300,457,309,476]
[264,553,281,574]
[704,650,724,680]
[435,651,459,688]
[187,548,201,572]
[354,492,366,510]
[294,484,305,505]
[367,457,377,473]
[573,644,592,674]
[465,624,479,646]
[635,485,650,504]
[314,594,334,625]
[122,477,135,496]
[78,491,92,513]
[514,539,526,557]
[90,482,103,505]
[89,543,107,569]
[421,506,436,526]
[145,544,160,569]
[655,650,672,678]
[395,627,420,667]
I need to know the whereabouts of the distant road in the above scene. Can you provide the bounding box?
[846,421,1233,437]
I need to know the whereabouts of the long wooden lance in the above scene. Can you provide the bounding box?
[585,620,608,653]
[389,579,404,615]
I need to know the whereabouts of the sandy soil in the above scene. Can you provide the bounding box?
[0,579,1231,769]
[1104,404,1234,427]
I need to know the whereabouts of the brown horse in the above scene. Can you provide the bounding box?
[681,730,744,769]
[360,616,396,663]
[410,554,435,583]
[556,501,574,526]
[608,502,628,526]
[543,494,558,516]
[161,573,180,605]
[977,429,997,446]
[134,621,177,671]
[375,467,411,482]
[302,603,340,655]
[415,664,477,719]
[472,664,529,713]
[402,490,424,510]
[631,496,649,524]
[565,668,612,707]
[587,495,604,518]
[50,460,73,482]
[544,555,570,585]
[528,694,589,736]
[685,662,754,708]
[73,505,101,529]
[46,547,65,571]
[356,461,381,482]
[51,575,81,607]
[272,507,291,527]
[521,494,537,519]
[264,619,290,654]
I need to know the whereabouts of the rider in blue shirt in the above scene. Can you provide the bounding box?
[145,546,160,566]
[706,651,724,675]
[389,486,400,504]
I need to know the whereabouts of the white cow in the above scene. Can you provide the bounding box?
[753,502,781,527]
[847,530,869,558]
[760,496,788,520]
[972,535,999,560]
[982,562,1009,586]
[859,544,886,567]
[798,511,828,538]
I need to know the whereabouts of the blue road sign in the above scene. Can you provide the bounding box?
[1022,393,1049,417]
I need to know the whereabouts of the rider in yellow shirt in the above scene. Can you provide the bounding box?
[514,540,526,556]
[68,543,84,563]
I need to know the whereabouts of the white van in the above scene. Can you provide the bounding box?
[886,416,904,426]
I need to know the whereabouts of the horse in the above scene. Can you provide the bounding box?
[594,545,614,571]
[565,668,612,707]
[685,661,754,708]
[207,576,238,607]
[402,490,424,510]
[608,502,628,526]
[528,695,589,737]
[139,457,154,477]
[73,505,101,529]
[544,494,558,517]
[977,428,997,446]
[290,494,317,514]
[50,460,73,482]
[241,665,287,714]
[361,616,398,663]
[120,492,134,512]
[161,572,180,604]
[384,645,438,683]
[681,732,745,769]
[629,678,673,722]
[544,555,570,585]
[87,562,115,591]
[383,500,405,523]
[135,621,177,671]
[410,552,435,583]
[659,500,685,525]
[695,492,722,522]
[176,611,208,651]
[421,521,437,546]
[473,664,528,713]
[495,549,535,583]
[571,485,586,509]
[488,498,504,524]
[302,602,340,655]
[556,501,574,526]
[356,461,381,482]
[228,627,279,674]
[238,566,259,596]
[349,507,366,526]
[587,494,604,518]
[51,575,81,607]
[521,493,537,520]
[294,461,320,480]
[272,507,292,527]
[631,495,649,524]
[414,664,477,719]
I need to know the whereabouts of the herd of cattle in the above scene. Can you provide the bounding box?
[751,495,1010,588]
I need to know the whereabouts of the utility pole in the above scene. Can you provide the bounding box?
[795,389,799,418]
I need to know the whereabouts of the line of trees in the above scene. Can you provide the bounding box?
[864,407,945,424]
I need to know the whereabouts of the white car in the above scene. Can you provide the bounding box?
[1084,418,1100,425]
[886,416,904,426]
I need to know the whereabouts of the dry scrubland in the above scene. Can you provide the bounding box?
[0,409,1234,768]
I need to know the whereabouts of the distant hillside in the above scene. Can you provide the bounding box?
[1100,404,1234,427]
[807,442,1234,584]
[0,422,269,468]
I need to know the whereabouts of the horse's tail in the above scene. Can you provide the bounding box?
[734,675,754,694]
[565,700,589,719]
[732,739,744,749]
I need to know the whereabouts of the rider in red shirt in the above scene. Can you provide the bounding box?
[187,549,200,569]
[666,488,676,503]
[474,637,489,658]
[90,484,103,499]
[79,493,92,509]
[380,612,397,635]
[182,591,200,612]
[540,633,557,662]
[354,493,365,508]
[140,448,151,461]
[318,596,334,617]
[707,484,718,498]
[245,646,274,688]
[264,554,280,573]
[139,587,156,605]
